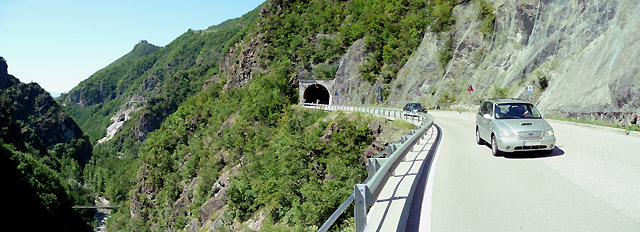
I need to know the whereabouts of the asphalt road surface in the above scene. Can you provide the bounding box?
[420,111,640,232]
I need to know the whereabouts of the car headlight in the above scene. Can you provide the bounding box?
[498,130,515,138]
[546,129,554,137]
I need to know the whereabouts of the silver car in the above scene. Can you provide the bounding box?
[475,98,556,156]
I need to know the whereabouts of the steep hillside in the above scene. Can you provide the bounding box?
[59,7,261,144]
[383,0,639,125]
[0,57,93,230]
[91,0,461,230]
[96,0,434,230]
[0,57,92,167]
[70,0,640,231]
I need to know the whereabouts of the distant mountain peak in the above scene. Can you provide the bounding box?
[130,40,160,58]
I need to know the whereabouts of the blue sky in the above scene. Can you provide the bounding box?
[0,0,265,93]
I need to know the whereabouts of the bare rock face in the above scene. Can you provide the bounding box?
[197,163,241,231]
[222,34,266,90]
[333,38,374,105]
[129,167,157,220]
[387,32,443,105]
[535,0,640,114]
[391,0,640,121]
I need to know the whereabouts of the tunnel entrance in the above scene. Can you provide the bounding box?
[303,84,330,104]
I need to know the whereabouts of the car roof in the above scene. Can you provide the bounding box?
[484,98,530,104]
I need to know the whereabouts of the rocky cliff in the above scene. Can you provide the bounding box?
[0,56,93,231]
[0,57,92,165]
[382,0,639,124]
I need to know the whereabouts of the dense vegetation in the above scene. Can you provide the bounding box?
[12,0,474,230]
[60,42,159,142]
[60,7,261,143]
[0,57,93,230]
[227,107,372,231]
[75,0,443,230]
[1,141,92,231]
[261,0,434,94]
[91,40,372,228]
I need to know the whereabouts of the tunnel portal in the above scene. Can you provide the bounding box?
[303,84,330,104]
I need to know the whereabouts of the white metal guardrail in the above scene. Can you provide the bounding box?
[302,103,434,232]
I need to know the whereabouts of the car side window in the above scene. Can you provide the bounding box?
[479,102,491,116]
[488,103,494,116]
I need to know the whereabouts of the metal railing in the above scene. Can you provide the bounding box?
[302,103,434,232]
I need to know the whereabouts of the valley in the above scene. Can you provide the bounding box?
[2,0,639,231]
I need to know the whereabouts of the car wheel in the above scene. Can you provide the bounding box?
[491,135,502,157]
[476,128,485,145]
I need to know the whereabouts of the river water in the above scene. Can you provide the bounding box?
[94,197,110,232]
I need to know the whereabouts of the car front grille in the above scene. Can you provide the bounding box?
[514,145,548,150]
[518,131,543,139]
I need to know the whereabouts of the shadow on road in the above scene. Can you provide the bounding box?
[481,144,565,159]
[502,147,565,159]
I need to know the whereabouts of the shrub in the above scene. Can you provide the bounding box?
[477,0,495,38]
[492,86,509,98]
[438,35,455,71]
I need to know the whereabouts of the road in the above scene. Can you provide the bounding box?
[417,111,640,231]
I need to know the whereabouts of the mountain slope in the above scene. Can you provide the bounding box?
[105,0,434,230]
[0,57,92,166]
[0,56,93,230]
[384,0,640,124]
[68,0,640,231]
[59,7,261,144]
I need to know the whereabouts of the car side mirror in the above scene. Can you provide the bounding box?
[483,114,491,119]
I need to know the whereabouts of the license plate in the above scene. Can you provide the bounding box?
[524,141,541,146]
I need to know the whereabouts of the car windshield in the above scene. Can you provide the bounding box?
[494,103,542,119]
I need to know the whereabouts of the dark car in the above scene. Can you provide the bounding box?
[403,103,427,115]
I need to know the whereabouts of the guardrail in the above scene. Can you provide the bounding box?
[301,103,434,232]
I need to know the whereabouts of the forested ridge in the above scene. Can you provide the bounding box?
[0,57,93,230]
[59,7,261,143]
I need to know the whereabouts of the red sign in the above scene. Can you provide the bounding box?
[417,89,422,96]
[468,85,474,92]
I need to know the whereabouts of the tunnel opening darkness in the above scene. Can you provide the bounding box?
[303,84,330,104]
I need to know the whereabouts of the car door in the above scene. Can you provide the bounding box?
[476,102,492,140]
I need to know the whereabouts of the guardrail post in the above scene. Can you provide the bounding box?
[367,159,377,177]
[355,184,370,232]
